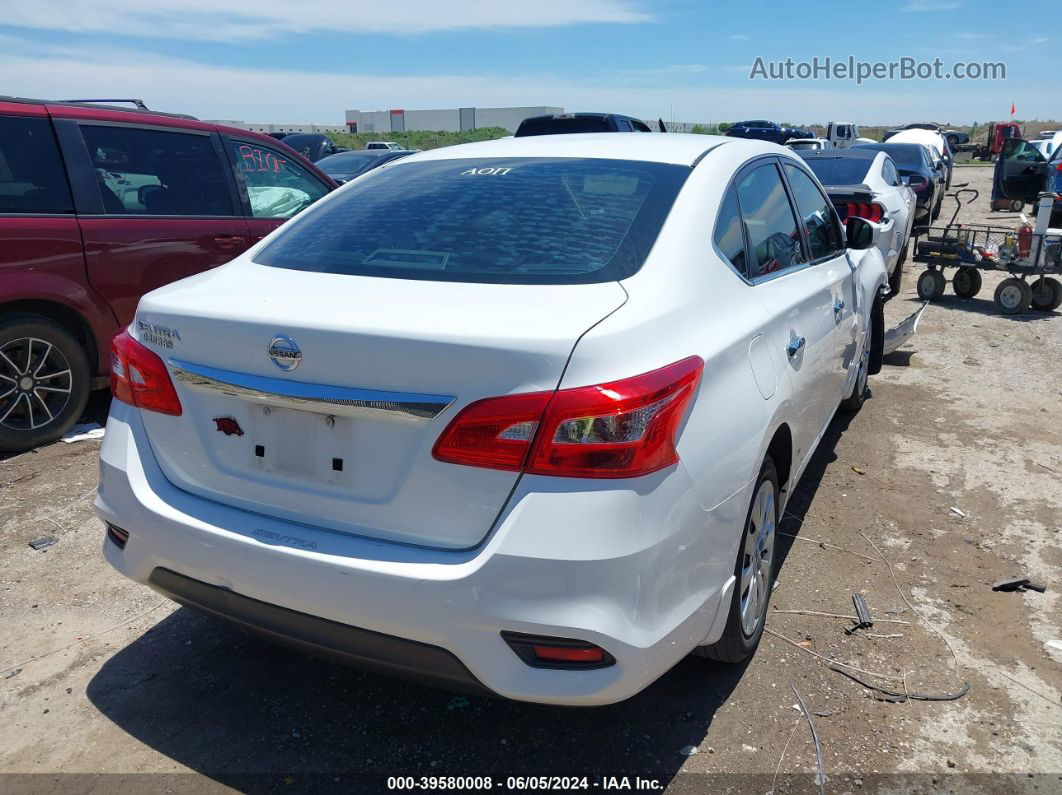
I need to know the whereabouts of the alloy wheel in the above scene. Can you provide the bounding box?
[739,479,776,636]
[0,337,74,431]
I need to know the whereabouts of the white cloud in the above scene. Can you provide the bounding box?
[614,64,708,78]
[901,1,962,10]
[730,34,749,40]
[0,0,651,41]
[0,37,1047,126]
[998,36,1051,52]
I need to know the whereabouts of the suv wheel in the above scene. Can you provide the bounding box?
[0,315,91,453]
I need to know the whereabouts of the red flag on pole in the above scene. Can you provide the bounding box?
[1011,102,1016,116]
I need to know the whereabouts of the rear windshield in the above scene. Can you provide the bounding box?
[317,154,386,179]
[254,157,689,284]
[856,145,922,169]
[801,157,872,186]
[516,117,612,136]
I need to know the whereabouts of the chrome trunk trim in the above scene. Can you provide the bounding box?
[169,359,455,420]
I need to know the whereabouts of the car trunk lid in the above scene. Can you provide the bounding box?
[134,261,627,549]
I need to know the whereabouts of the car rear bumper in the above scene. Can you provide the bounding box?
[96,402,750,705]
[148,566,489,694]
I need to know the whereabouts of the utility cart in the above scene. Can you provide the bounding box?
[912,189,1062,314]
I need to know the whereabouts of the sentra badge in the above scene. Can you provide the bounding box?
[137,320,181,349]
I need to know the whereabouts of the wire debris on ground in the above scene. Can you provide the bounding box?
[829,664,971,703]
[791,683,826,795]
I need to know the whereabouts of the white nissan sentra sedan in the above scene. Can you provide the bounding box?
[96,133,888,705]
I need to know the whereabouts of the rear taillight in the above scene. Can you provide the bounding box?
[110,329,182,416]
[908,177,929,193]
[432,357,703,478]
[843,202,886,223]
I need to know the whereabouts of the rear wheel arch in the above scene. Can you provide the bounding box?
[764,423,793,499]
[0,299,100,377]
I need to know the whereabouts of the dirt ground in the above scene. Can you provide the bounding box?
[1,164,1059,793]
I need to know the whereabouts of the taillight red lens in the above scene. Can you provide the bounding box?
[433,357,703,478]
[110,329,182,416]
[845,202,885,222]
[431,390,550,471]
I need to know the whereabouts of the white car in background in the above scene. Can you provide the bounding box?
[798,148,917,296]
[785,138,830,152]
[96,134,888,705]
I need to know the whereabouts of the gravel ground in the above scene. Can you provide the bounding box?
[1,164,1059,793]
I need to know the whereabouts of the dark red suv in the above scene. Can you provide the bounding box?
[0,97,337,452]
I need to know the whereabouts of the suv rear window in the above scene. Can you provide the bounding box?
[254,158,689,284]
[81,125,232,216]
[0,116,73,214]
[515,117,612,136]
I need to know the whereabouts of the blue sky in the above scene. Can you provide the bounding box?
[0,0,1055,126]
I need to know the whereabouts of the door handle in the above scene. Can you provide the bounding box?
[213,235,246,249]
[786,337,806,358]
[833,299,845,314]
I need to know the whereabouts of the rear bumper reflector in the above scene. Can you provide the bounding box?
[502,631,616,670]
[106,522,129,549]
[147,567,488,694]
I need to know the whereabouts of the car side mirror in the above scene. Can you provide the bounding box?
[846,217,879,250]
[901,176,911,185]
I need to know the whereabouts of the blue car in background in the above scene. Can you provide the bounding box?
[725,120,814,145]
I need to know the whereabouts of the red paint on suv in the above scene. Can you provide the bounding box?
[0,97,336,452]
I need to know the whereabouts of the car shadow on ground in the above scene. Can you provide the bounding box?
[84,408,858,790]
[904,293,1057,322]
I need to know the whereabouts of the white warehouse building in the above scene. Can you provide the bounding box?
[206,120,348,135]
[344,106,563,134]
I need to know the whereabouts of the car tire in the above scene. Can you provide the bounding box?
[993,278,1032,315]
[840,295,878,411]
[1030,277,1062,312]
[0,314,91,453]
[931,196,942,221]
[952,267,982,299]
[694,456,779,664]
[889,245,907,296]
[917,269,946,301]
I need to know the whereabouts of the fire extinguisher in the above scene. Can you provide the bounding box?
[1018,223,1033,258]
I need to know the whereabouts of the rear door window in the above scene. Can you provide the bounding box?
[225,138,329,218]
[254,157,689,284]
[79,125,233,216]
[881,158,901,186]
[0,116,73,214]
[734,161,806,278]
[713,186,749,278]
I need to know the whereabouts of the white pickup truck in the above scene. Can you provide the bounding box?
[825,122,876,149]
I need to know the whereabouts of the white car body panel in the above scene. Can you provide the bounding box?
[97,133,888,704]
[861,152,917,273]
